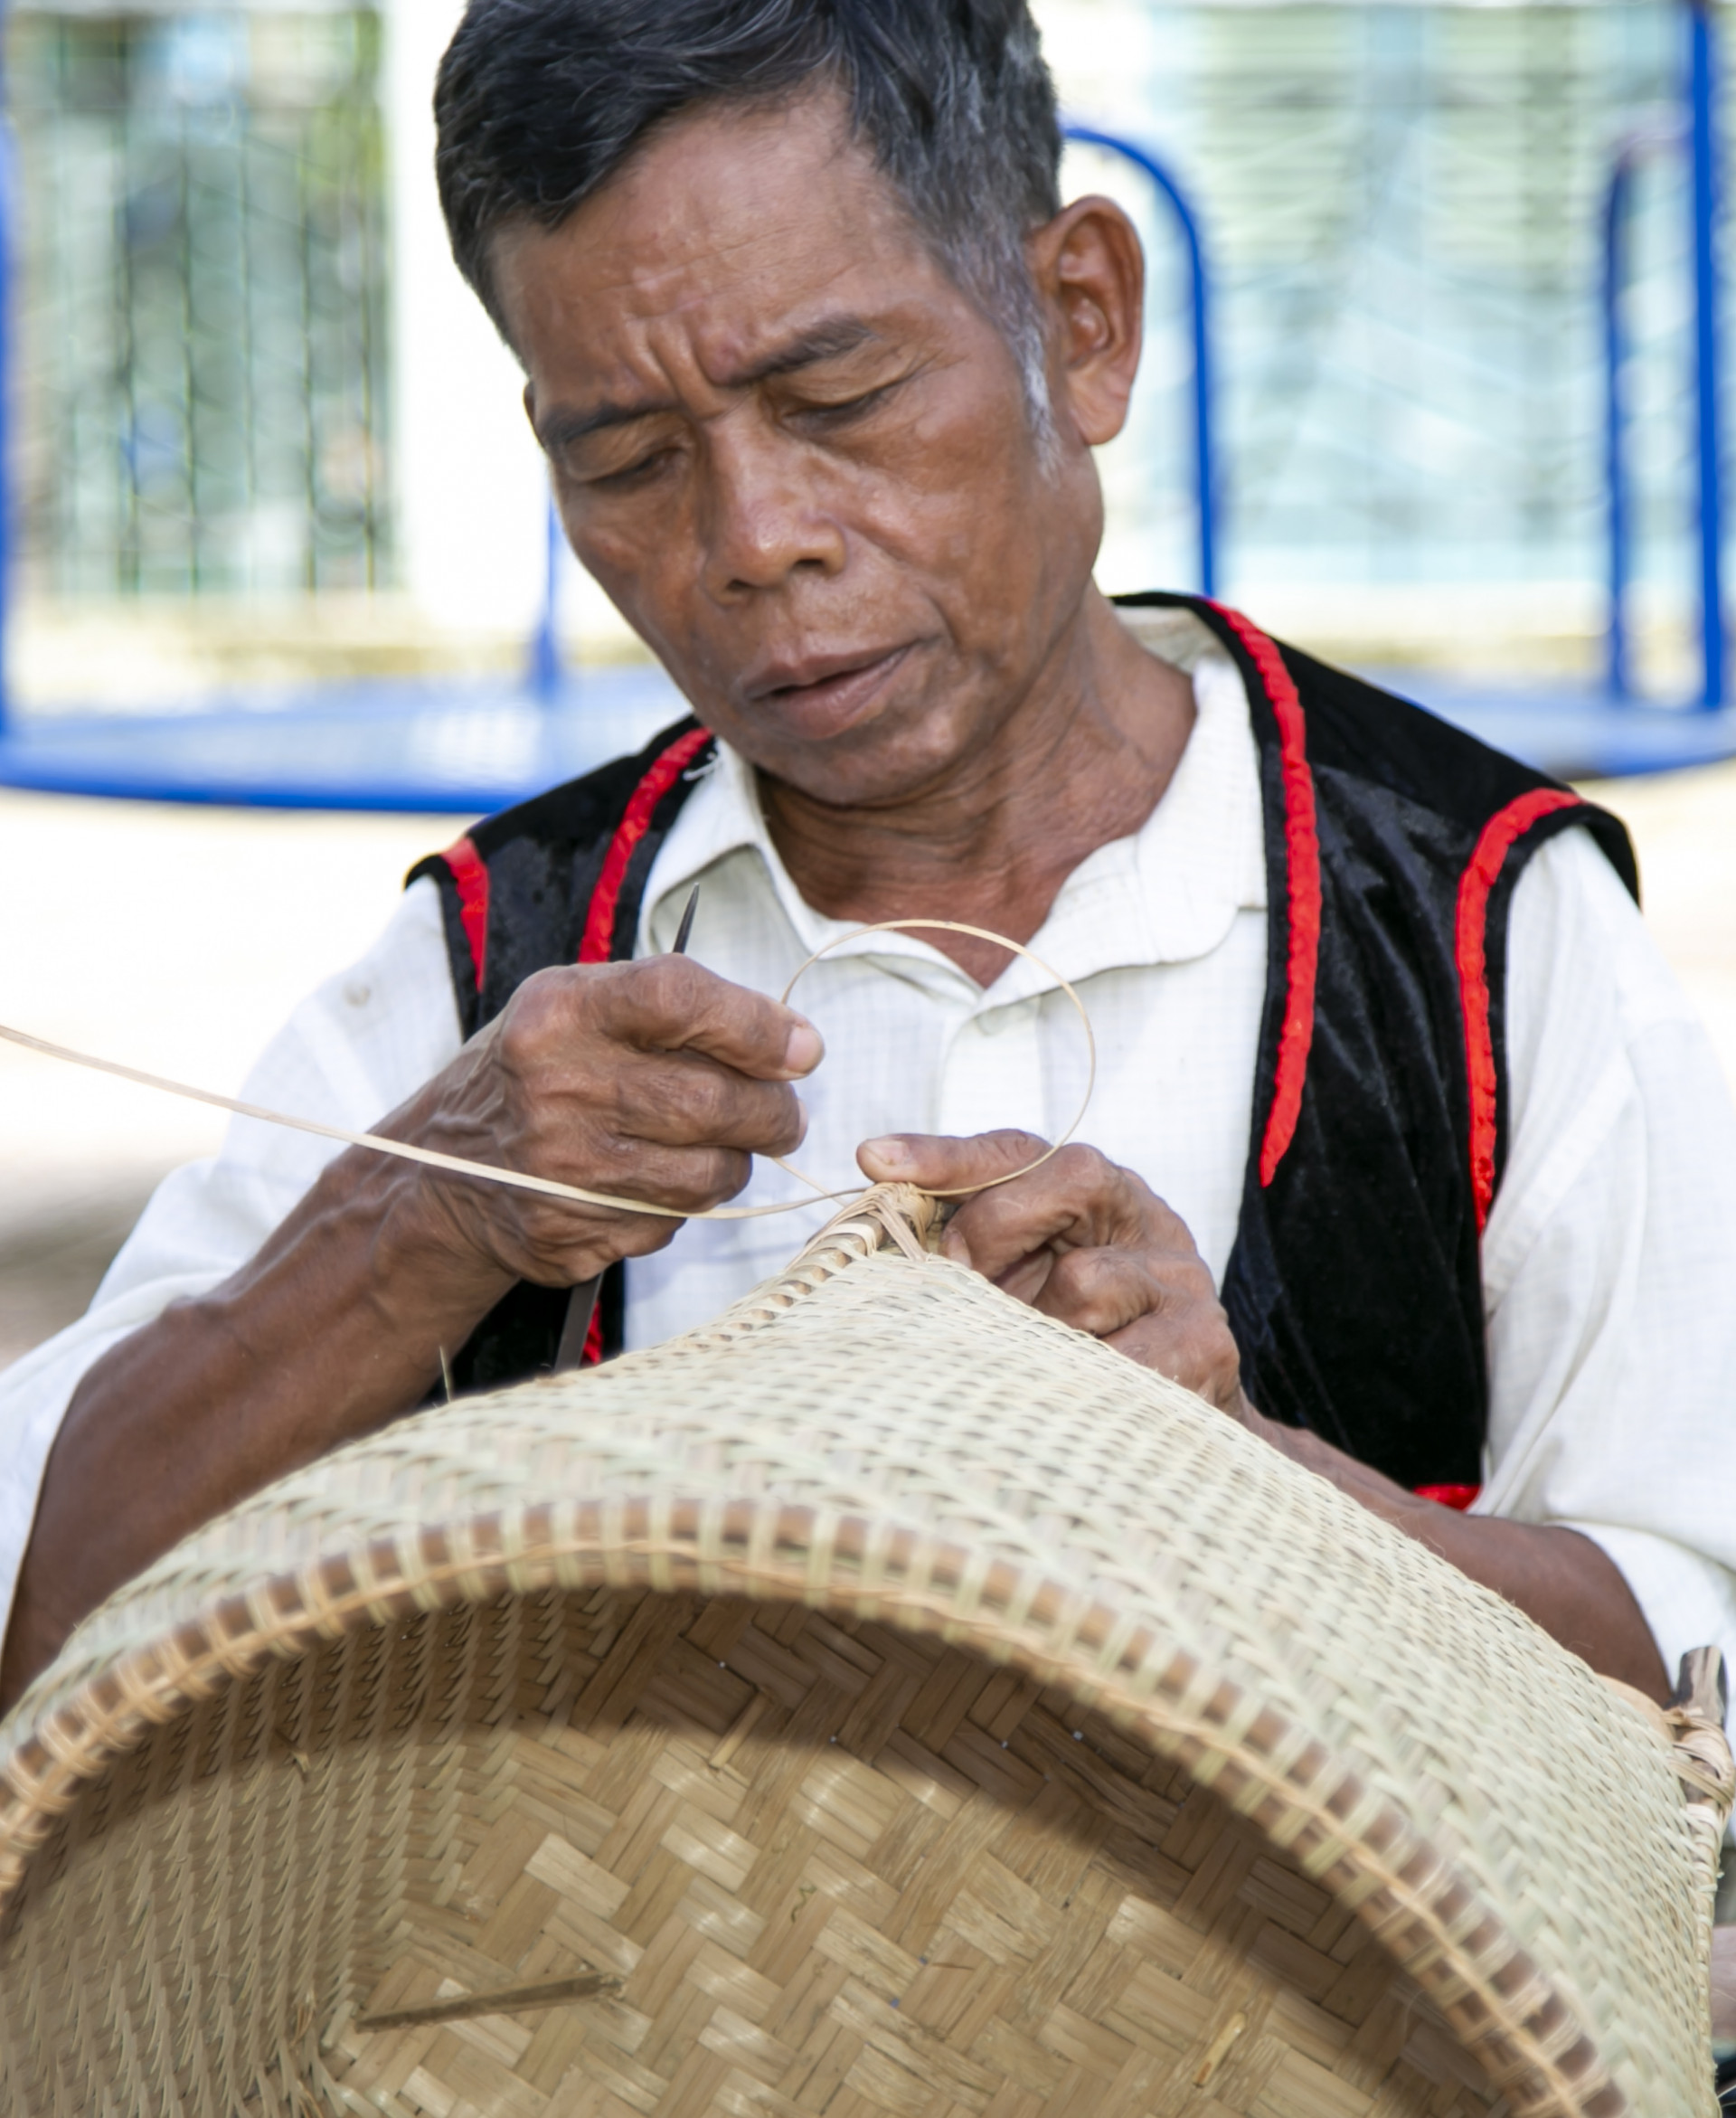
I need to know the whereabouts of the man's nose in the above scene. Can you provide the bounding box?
[699,422,847,598]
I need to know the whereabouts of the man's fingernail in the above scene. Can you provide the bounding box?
[862,1136,911,1173]
[784,1020,824,1074]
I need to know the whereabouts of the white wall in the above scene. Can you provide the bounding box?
[382,0,645,658]
[382,0,549,642]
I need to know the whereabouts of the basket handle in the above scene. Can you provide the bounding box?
[1666,1646,1736,1823]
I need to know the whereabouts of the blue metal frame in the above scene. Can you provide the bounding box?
[1063,124,1217,599]
[0,665,689,812]
[1690,0,1725,708]
[1604,145,1637,701]
[0,14,13,742]
[1604,1,1726,709]
[527,491,564,703]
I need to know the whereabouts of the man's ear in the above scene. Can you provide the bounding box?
[1026,196,1145,450]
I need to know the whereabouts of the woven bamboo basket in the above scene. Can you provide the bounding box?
[0,1187,1729,2118]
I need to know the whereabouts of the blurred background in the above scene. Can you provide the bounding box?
[5,0,1736,1366]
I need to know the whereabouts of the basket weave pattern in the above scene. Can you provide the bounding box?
[0,1199,1721,2116]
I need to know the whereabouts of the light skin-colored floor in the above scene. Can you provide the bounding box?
[2,790,449,1367]
[5,761,1735,1368]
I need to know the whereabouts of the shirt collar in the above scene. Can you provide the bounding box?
[641,627,1266,998]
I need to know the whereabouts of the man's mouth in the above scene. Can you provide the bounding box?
[744,643,913,736]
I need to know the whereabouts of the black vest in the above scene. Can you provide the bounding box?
[410,594,1637,1490]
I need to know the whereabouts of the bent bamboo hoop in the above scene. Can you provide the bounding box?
[0,1187,1728,2118]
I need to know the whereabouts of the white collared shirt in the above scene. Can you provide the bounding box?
[620,644,1267,1342]
[4,635,1735,1694]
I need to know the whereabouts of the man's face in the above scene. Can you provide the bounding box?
[493,91,1109,808]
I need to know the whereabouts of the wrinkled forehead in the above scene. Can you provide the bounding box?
[489,89,962,382]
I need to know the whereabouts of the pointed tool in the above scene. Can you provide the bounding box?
[553,884,703,1372]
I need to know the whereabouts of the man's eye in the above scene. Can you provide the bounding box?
[799,383,893,427]
[585,447,673,490]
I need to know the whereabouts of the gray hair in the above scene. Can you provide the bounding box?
[435,1,1063,438]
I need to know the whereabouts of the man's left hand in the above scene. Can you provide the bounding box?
[856,1130,1243,1413]
[859,1127,1672,1702]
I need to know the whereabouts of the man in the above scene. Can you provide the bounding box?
[3,0,1733,1716]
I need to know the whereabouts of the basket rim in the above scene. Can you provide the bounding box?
[0,1487,1619,2118]
[1,1193,1717,2118]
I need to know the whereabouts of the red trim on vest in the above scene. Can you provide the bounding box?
[1210,603,1320,1186]
[578,725,714,966]
[1456,787,1580,1232]
[441,834,490,993]
[570,723,712,1369]
[1414,1482,1481,1511]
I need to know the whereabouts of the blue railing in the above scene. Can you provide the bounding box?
[1063,124,1217,600]
[1689,0,1724,707]
[1604,0,1726,708]
[528,493,566,704]
[1603,128,1675,702]
[0,42,13,739]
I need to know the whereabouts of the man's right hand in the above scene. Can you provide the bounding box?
[0,958,821,1711]
[394,955,823,1294]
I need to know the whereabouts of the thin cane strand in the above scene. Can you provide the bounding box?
[0,921,1094,1222]
[0,1022,838,1224]
[777,919,1098,1198]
